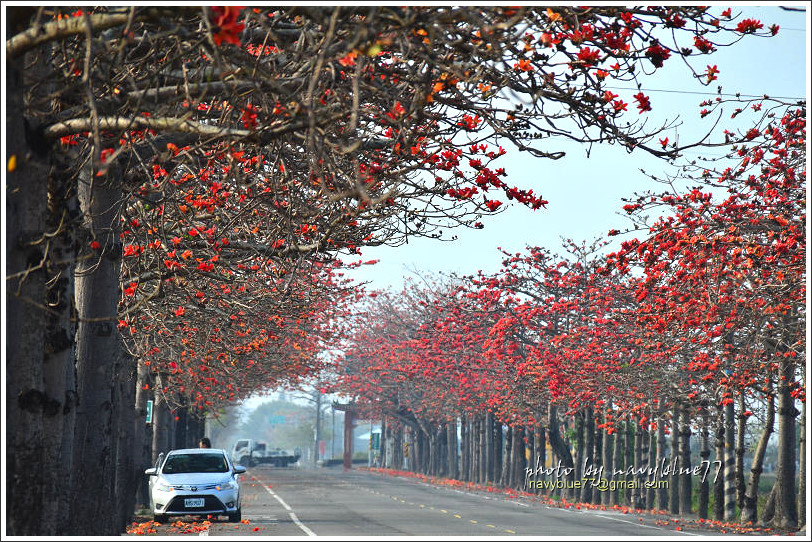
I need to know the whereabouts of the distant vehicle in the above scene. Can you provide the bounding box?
[231,438,300,468]
[144,448,246,523]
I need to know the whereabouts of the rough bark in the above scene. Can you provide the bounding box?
[593,411,603,505]
[113,352,137,532]
[656,418,668,511]
[6,37,50,536]
[713,404,725,521]
[698,409,711,519]
[546,405,575,499]
[735,392,747,510]
[797,401,805,529]
[40,158,79,534]
[669,410,680,514]
[485,411,494,483]
[501,424,511,486]
[772,359,798,529]
[447,418,458,480]
[581,408,595,503]
[511,425,525,490]
[678,408,692,516]
[610,421,622,506]
[741,391,775,524]
[70,164,124,535]
[626,421,636,507]
[724,399,737,521]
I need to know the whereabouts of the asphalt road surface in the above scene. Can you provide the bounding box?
[140,465,720,537]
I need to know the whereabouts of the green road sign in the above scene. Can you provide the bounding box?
[370,432,380,450]
[145,400,153,423]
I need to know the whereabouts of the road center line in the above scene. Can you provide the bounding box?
[262,483,316,536]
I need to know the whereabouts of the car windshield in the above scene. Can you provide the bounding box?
[162,453,229,474]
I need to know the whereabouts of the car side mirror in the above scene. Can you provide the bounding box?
[233,465,247,475]
[144,467,158,476]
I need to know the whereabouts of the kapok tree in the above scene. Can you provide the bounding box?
[7,5,784,535]
[607,103,805,528]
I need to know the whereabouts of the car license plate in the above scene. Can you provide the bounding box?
[185,498,204,508]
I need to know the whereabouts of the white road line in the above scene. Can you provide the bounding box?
[262,484,317,536]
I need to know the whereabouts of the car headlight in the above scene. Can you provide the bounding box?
[155,480,174,492]
[217,479,238,490]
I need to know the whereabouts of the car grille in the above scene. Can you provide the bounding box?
[171,483,220,491]
[165,494,226,514]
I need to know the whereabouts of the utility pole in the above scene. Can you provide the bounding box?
[314,390,322,464]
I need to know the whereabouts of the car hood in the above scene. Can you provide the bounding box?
[161,472,234,486]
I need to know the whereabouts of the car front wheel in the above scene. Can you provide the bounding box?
[153,513,167,524]
[228,508,242,523]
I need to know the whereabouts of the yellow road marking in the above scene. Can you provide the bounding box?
[486,524,496,528]
[505,529,516,534]
[470,520,477,524]
[440,509,448,513]
[454,514,462,519]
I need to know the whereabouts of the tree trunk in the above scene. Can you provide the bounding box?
[546,405,575,499]
[646,426,656,509]
[575,412,585,495]
[601,418,613,506]
[772,358,798,529]
[698,409,711,519]
[669,409,680,514]
[593,411,603,505]
[152,382,171,464]
[625,421,635,507]
[493,421,503,486]
[70,164,124,535]
[656,418,668,511]
[485,411,494,483]
[113,353,137,532]
[582,408,595,503]
[741,391,775,524]
[447,418,458,480]
[511,425,525,490]
[713,404,725,521]
[392,423,402,470]
[633,422,644,509]
[6,41,50,536]
[610,421,622,506]
[501,424,511,486]
[724,398,737,521]
[679,408,692,516]
[134,364,152,507]
[797,401,805,529]
[735,391,747,511]
[479,416,487,484]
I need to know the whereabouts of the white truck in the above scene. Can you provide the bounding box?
[231,438,300,468]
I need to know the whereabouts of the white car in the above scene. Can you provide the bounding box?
[145,448,246,523]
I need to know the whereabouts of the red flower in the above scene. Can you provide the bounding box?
[90,240,101,250]
[485,199,502,211]
[211,6,245,46]
[645,43,671,68]
[694,35,715,53]
[633,92,651,114]
[241,103,258,130]
[576,47,601,66]
[174,306,186,317]
[736,18,763,34]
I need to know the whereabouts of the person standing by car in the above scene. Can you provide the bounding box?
[199,437,211,448]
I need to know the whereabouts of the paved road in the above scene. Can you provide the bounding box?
[190,465,704,537]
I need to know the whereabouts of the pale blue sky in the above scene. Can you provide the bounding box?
[344,4,809,292]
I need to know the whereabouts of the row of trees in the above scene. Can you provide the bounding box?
[5,5,798,535]
[331,106,805,528]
